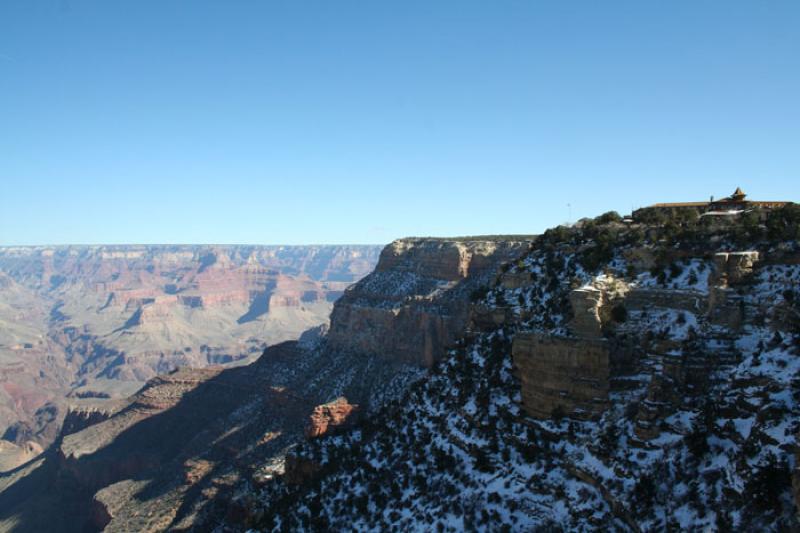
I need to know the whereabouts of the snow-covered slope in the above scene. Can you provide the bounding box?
[249,208,800,532]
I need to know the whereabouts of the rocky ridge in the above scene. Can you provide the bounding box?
[255,206,800,531]
[327,237,532,367]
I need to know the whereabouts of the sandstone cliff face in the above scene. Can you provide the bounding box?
[509,274,630,420]
[60,399,130,438]
[326,238,532,367]
[713,251,759,286]
[304,397,359,438]
[513,334,610,420]
[0,439,43,472]
[511,251,774,427]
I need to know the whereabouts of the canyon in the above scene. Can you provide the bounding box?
[0,237,533,531]
[1,205,799,532]
[0,244,381,469]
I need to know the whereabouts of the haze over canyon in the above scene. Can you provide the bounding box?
[0,244,381,469]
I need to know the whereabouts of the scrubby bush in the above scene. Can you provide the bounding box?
[634,473,656,507]
[745,454,791,515]
[472,447,494,473]
[596,211,623,224]
[598,424,619,456]
[611,304,628,323]
[766,203,800,241]
[686,424,710,459]
[470,286,489,302]
[669,262,683,279]
[735,209,766,244]
[551,405,566,422]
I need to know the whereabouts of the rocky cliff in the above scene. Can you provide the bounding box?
[260,205,800,532]
[327,237,533,366]
[513,333,611,419]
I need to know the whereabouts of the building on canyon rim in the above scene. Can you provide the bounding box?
[633,187,790,221]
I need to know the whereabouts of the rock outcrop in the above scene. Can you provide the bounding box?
[512,253,770,427]
[304,398,360,438]
[713,251,759,286]
[60,400,130,438]
[513,275,629,420]
[327,238,533,367]
[513,333,610,419]
[568,286,606,337]
[0,439,43,472]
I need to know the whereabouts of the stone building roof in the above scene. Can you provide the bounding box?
[651,201,710,208]
[646,187,788,211]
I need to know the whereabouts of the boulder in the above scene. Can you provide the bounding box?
[304,398,360,438]
[713,251,759,286]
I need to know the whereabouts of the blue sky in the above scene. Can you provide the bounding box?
[1,1,798,245]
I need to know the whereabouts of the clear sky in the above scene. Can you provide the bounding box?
[1,1,798,245]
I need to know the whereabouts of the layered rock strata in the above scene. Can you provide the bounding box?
[0,244,381,454]
[304,398,360,438]
[513,334,610,419]
[512,252,770,425]
[513,275,628,420]
[327,238,533,367]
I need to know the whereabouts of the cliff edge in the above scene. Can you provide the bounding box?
[328,237,533,366]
